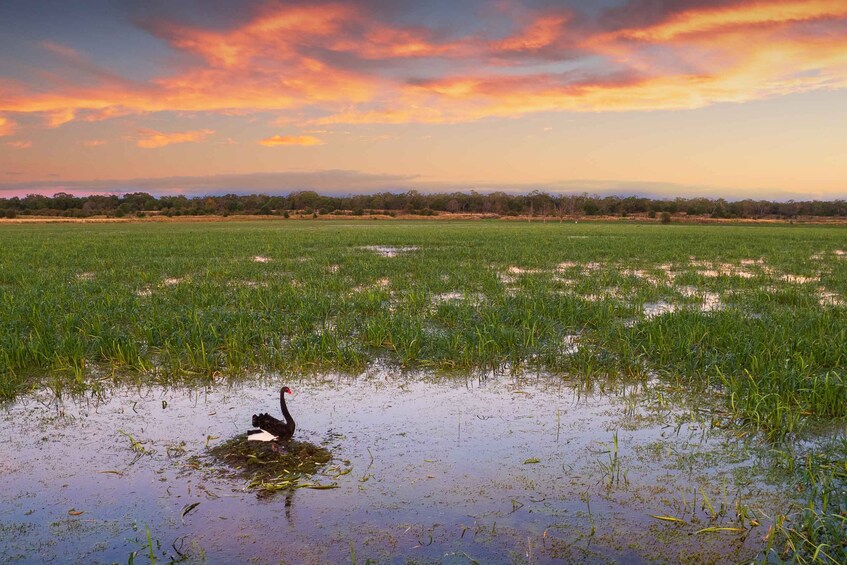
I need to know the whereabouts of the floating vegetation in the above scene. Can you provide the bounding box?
[207,436,333,494]
[118,429,150,457]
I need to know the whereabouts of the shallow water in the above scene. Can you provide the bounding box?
[361,245,420,258]
[1,373,787,564]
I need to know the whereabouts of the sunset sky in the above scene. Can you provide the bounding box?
[1,0,846,199]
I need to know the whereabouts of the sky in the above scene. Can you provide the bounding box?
[1,0,846,200]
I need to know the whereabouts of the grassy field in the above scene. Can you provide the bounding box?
[2,219,846,560]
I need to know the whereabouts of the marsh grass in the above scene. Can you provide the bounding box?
[2,221,845,430]
[762,439,847,563]
[1,225,844,381]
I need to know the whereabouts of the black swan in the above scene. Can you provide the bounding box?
[248,386,296,441]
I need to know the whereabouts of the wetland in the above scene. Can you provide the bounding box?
[1,219,846,563]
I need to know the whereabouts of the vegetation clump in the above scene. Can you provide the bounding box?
[208,437,333,493]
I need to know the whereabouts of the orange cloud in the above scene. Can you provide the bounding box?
[5,140,32,149]
[155,4,469,64]
[325,0,847,123]
[0,116,15,137]
[491,15,570,53]
[45,109,76,128]
[613,0,847,42]
[137,128,214,148]
[340,23,473,59]
[0,8,377,121]
[578,1,847,108]
[154,4,354,67]
[259,135,324,147]
[82,139,107,147]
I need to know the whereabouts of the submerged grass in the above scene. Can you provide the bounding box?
[1,219,846,561]
[762,439,847,563]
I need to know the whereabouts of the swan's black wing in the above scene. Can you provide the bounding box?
[252,412,272,427]
[252,413,294,439]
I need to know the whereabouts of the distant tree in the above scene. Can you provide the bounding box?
[583,201,600,216]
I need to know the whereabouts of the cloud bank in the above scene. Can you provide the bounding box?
[0,170,819,202]
[1,0,845,134]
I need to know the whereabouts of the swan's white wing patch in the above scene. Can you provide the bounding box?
[247,429,278,442]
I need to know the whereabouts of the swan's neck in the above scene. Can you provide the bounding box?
[280,392,294,426]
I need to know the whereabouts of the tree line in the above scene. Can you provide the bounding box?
[1,190,846,219]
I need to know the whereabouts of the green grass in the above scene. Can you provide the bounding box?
[1,220,845,425]
[1,219,846,561]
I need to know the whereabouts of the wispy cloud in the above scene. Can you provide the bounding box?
[490,14,572,54]
[82,139,107,147]
[259,134,324,147]
[5,140,31,149]
[136,128,214,148]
